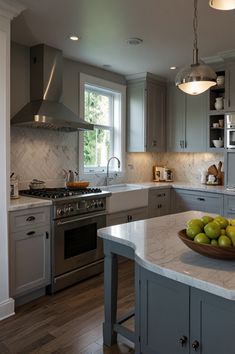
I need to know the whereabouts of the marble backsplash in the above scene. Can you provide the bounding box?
[125,152,224,184]
[11,128,224,188]
[11,127,78,188]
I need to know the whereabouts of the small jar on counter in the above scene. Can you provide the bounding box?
[10,174,19,199]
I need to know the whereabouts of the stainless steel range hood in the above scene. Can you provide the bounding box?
[11,44,94,132]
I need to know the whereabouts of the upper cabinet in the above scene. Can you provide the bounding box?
[127,73,166,152]
[225,61,235,111]
[167,83,207,152]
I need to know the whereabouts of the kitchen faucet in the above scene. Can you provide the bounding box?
[106,156,121,186]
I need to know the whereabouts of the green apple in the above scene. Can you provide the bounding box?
[211,239,218,246]
[218,235,232,247]
[204,221,221,239]
[201,215,214,225]
[194,233,210,244]
[226,225,235,246]
[230,219,235,226]
[214,216,229,229]
[187,219,204,230]
[186,225,202,239]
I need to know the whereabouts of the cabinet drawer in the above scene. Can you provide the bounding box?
[173,189,223,215]
[148,188,171,218]
[107,207,148,226]
[10,206,51,232]
[224,195,235,217]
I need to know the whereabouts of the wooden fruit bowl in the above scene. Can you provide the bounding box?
[178,229,235,260]
[66,181,90,188]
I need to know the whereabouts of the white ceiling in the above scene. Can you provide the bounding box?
[11,0,235,80]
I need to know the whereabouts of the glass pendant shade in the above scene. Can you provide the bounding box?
[175,63,217,95]
[209,0,235,10]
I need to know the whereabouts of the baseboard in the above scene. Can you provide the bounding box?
[0,298,15,321]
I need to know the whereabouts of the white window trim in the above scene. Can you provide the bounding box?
[79,73,126,178]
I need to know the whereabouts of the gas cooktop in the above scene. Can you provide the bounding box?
[20,187,103,200]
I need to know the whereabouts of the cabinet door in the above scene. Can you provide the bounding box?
[146,81,166,152]
[225,62,235,111]
[190,288,235,354]
[148,188,171,218]
[127,75,166,153]
[167,84,185,152]
[127,81,146,152]
[140,268,190,354]
[11,226,51,297]
[225,152,235,189]
[185,92,207,152]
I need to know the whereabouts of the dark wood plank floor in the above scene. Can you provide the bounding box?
[0,260,135,354]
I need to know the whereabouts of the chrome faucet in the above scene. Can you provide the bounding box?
[106,156,121,186]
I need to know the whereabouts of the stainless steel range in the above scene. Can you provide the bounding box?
[20,187,111,293]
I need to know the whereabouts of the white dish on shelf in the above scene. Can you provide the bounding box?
[212,139,224,148]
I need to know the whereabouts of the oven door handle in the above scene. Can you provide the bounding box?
[56,211,107,226]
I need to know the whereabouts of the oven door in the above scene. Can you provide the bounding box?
[53,211,106,277]
[227,129,235,148]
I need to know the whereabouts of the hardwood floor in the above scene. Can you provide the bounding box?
[0,260,135,354]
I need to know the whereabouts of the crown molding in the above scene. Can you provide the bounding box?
[0,0,26,20]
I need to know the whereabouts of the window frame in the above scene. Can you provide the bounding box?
[79,73,126,177]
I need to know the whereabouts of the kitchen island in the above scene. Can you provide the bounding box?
[98,211,235,354]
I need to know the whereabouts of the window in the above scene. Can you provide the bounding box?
[79,74,126,175]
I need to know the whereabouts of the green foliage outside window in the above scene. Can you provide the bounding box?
[84,88,112,167]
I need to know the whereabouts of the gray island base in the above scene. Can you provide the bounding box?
[98,211,235,354]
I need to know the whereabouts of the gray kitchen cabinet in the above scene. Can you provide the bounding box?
[225,152,235,189]
[139,267,235,354]
[127,73,166,152]
[148,188,171,218]
[167,83,207,152]
[225,61,235,111]
[172,188,224,215]
[9,206,51,298]
[224,195,235,218]
[107,207,148,226]
[140,267,190,354]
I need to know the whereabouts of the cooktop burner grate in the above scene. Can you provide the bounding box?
[20,187,102,199]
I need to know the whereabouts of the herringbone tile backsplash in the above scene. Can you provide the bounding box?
[11,127,78,188]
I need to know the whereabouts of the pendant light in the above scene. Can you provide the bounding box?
[209,0,235,10]
[175,0,217,95]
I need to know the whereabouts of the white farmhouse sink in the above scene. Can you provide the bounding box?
[100,184,149,213]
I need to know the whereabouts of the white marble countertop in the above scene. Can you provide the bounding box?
[8,181,235,212]
[9,196,52,211]
[98,210,235,300]
[137,181,227,194]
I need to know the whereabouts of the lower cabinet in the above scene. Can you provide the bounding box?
[148,188,171,218]
[139,267,235,354]
[224,195,235,218]
[172,189,224,215]
[107,207,148,226]
[9,206,51,298]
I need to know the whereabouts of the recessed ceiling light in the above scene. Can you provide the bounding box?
[69,35,80,41]
[126,37,143,45]
[170,66,177,70]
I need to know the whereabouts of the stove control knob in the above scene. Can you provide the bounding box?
[68,206,74,213]
[57,208,64,216]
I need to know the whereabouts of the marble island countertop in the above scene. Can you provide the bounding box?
[98,210,235,300]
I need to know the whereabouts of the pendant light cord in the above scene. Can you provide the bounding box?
[193,0,199,64]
